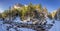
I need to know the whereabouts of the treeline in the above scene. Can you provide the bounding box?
[0,3,58,21]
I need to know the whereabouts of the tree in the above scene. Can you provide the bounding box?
[0,13,2,18]
[34,4,42,12]
[48,13,53,19]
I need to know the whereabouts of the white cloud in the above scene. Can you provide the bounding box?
[0,9,4,13]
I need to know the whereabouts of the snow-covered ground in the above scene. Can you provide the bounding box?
[49,21,60,31]
[0,17,60,31]
[46,18,60,31]
[0,20,36,31]
[0,17,36,31]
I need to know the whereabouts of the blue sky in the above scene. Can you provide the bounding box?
[0,0,60,12]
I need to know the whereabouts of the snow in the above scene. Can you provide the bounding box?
[9,28,16,31]
[46,18,53,24]
[46,18,60,31]
[0,21,7,31]
[49,21,60,31]
[0,17,60,31]
[0,17,36,31]
[18,28,36,31]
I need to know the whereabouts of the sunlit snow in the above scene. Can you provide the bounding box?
[0,17,60,31]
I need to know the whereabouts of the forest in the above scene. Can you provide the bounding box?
[0,3,60,31]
